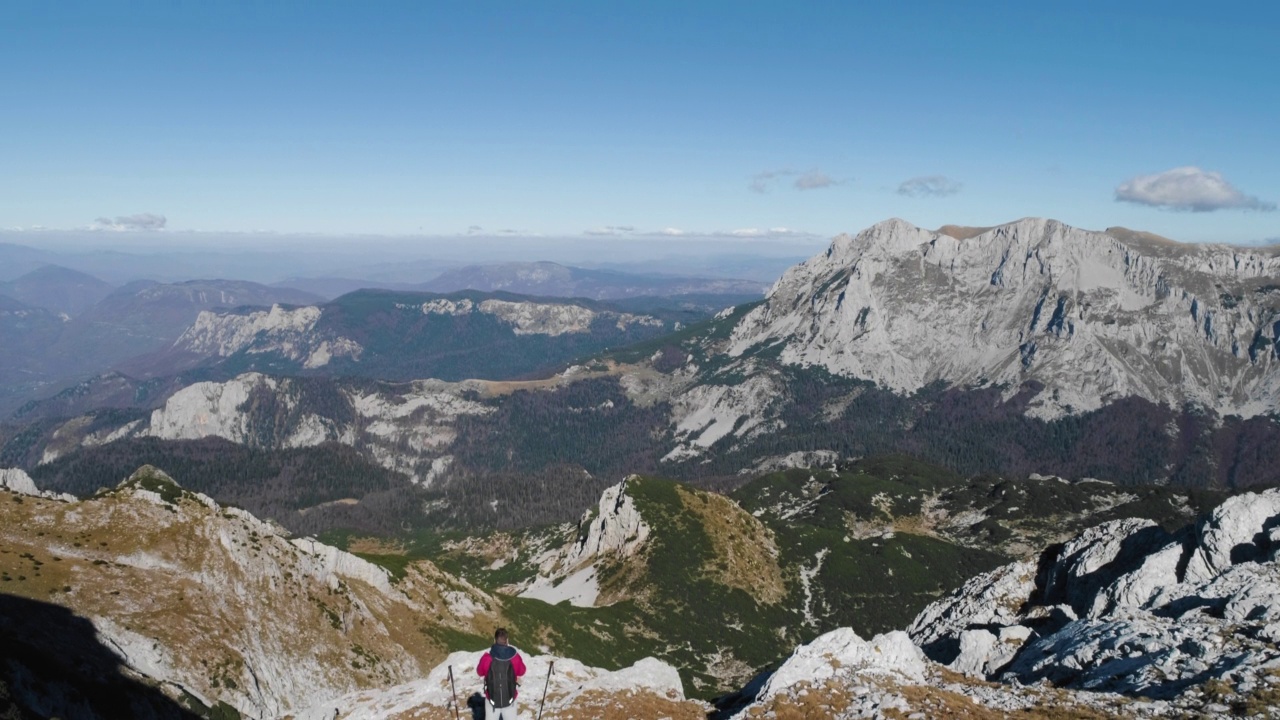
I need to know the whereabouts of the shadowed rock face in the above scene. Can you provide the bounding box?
[0,593,200,720]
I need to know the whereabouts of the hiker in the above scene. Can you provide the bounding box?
[476,627,527,719]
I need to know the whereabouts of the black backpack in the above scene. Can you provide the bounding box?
[485,655,517,709]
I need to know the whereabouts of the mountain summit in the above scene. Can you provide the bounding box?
[727,217,1280,418]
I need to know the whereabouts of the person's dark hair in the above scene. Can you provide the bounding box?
[495,627,508,643]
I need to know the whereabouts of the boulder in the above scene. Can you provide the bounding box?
[908,560,1036,663]
[1044,518,1173,615]
[758,628,926,703]
[1184,489,1280,584]
[0,467,39,495]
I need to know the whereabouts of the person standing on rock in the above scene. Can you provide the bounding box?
[477,627,527,719]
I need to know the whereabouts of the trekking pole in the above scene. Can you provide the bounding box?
[447,665,461,720]
[536,659,554,720]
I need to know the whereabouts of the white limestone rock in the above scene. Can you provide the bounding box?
[1043,518,1172,614]
[910,487,1280,702]
[0,467,40,495]
[518,477,651,607]
[764,628,926,693]
[662,373,784,461]
[1184,488,1280,584]
[292,651,689,720]
[723,217,1280,420]
[133,373,489,484]
[908,560,1036,656]
[749,628,925,712]
[477,298,597,335]
[1090,537,1186,617]
[0,467,76,502]
[948,625,1035,678]
[146,373,274,443]
[172,304,363,368]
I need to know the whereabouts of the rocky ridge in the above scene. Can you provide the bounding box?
[0,466,497,718]
[35,372,497,484]
[172,295,665,363]
[514,477,653,607]
[173,304,362,369]
[722,218,1280,420]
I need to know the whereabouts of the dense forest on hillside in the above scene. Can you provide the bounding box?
[29,438,422,536]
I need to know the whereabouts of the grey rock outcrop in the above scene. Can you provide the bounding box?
[725,218,1280,419]
[0,467,75,502]
[516,477,652,607]
[909,487,1280,702]
[0,467,40,495]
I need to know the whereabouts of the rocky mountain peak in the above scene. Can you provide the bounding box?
[727,216,1280,419]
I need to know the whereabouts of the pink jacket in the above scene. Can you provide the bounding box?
[477,644,527,698]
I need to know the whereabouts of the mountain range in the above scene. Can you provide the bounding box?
[0,265,115,317]
[726,217,1280,419]
[12,218,1278,530]
[4,216,1280,718]
[419,260,768,300]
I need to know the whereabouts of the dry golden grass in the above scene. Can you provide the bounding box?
[0,486,499,709]
[888,684,1127,720]
[743,678,856,719]
[552,689,709,719]
[347,536,409,555]
[676,486,786,605]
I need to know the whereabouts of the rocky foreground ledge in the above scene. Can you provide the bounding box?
[731,487,1280,719]
[288,652,706,720]
[7,464,1280,718]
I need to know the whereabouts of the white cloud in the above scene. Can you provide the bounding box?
[794,171,841,190]
[584,225,637,236]
[752,168,844,193]
[1115,166,1275,212]
[750,169,793,193]
[722,227,802,238]
[92,213,167,231]
[659,227,685,236]
[897,176,962,198]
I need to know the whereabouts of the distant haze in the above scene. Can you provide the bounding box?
[0,230,821,285]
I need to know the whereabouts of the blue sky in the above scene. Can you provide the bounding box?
[2,1,1277,244]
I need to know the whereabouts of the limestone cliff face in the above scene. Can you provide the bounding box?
[516,477,653,607]
[31,372,493,486]
[727,218,1280,419]
[172,297,664,362]
[0,466,75,501]
[0,467,497,718]
[174,304,363,370]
